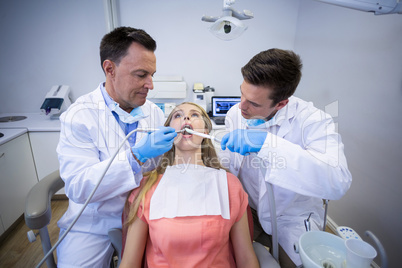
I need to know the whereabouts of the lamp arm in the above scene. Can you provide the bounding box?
[201,15,219,22]
[226,7,254,20]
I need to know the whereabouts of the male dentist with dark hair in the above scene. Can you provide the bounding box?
[220,48,352,267]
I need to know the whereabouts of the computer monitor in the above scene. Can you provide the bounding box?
[211,96,241,118]
[211,96,240,117]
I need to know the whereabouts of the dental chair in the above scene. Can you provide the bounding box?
[25,170,64,268]
[24,170,120,268]
[24,170,280,268]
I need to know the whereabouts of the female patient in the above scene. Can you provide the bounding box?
[121,102,259,268]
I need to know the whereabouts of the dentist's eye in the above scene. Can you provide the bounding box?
[134,71,148,78]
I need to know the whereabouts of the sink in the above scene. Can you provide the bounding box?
[295,231,346,268]
[0,116,27,122]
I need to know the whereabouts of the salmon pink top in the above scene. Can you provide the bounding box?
[125,171,248,268]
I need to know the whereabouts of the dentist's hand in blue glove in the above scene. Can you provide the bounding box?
[221,129,267,156]
[131,127,177,163]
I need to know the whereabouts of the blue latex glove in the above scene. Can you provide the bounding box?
[221,129,268,155]
[131,127,177,163]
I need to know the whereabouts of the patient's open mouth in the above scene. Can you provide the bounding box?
[181,124,193,135]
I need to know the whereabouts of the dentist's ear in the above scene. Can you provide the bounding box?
[103,60,115,78]
[275,98,289,111]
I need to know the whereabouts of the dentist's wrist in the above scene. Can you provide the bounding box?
[127,150,142,172]
[131,147,146,165]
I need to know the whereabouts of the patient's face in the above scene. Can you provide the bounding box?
[169,103,207,151]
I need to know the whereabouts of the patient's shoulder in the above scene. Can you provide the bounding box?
[226,172,244,190]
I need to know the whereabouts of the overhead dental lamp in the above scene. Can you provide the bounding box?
[202,0,253,41]
[315,0,402,15]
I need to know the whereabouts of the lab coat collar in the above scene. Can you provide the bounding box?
[275,96,298,137]
[89,85,128,150]
[93,83,108,111]
[92,84,133,149]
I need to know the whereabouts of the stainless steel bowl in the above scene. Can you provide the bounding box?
[0,116,27,122]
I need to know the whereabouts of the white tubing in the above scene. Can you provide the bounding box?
[36,129,140,268]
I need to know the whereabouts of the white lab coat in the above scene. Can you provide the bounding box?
[57,84,165,235]
[219,96,352,264]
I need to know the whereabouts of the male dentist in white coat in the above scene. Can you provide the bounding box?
[56,27,176,267]
[220,48,352,267]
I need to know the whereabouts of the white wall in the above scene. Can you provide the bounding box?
[295,1,402,266]
[0,0,106,113]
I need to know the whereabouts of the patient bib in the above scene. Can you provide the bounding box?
[149,164,230,220]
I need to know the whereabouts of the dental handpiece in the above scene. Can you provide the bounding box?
[136,128,184,133]
[183,128,221,143]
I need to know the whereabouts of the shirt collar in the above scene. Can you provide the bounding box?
[100,83,117,111]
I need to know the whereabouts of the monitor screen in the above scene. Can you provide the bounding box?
[212,96,241,117]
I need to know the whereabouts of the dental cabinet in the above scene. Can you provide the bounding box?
[29,132,60,183]
[0,113,61,183]
[0,113,62,237]
[0,131,38,236]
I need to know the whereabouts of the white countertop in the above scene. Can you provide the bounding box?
[0,128,28,146]
[0,113,61,132]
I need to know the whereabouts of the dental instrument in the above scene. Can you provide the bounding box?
[135,128,159,133]
[304,212,314,232]
[35,127,173,268]
[136,128,184,133]
[182,128,221,143]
